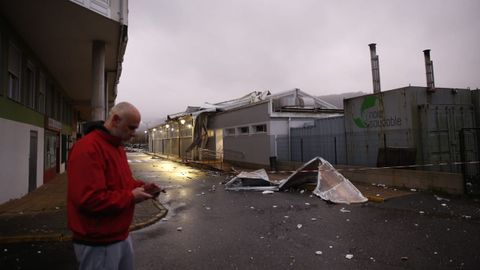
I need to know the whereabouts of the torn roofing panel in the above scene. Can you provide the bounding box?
[313,158,368,204]
[225,169,280,191]
[278,158,320,190]
[278,157,368,204]
[224,158,367,204]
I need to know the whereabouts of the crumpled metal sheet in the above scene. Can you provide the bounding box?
[224,169,279,191]
[227,157,367,204]
[279,157,367,204]
[312,158,368,204]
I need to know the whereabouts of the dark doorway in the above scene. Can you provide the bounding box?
[28,130,38,192]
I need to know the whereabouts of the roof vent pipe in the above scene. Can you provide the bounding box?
[423,49,435,91]
[369,43,381,93]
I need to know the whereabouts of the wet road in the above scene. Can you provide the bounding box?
[129,153,480,270]
[1,152,479,269]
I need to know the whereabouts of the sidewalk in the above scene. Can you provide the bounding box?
[0,173,167,244]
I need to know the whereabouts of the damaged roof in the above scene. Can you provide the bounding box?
[167,88,341,120]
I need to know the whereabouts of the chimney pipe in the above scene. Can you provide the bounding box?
[423,49,435,91]
[369,43,381,93]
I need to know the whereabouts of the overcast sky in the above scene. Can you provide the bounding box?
[116,0,480,125]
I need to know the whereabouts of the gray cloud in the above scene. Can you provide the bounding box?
[117,0,480,123]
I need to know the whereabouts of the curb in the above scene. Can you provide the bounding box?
[0,233,72,244]
[367,195,386,203]
[0,200,168,244]
[129,200,168,232]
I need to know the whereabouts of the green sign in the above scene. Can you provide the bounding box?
[353,95,402,129]
[353,96,377,128]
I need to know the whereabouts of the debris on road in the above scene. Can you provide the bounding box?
[434,195,450,201]
[224,169,279,191]
[225,157,368,204]
[345,254,353,259]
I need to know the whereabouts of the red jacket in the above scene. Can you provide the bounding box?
[67,129,143,244]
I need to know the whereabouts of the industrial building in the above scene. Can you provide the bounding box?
[0,0,128,203]
[284,46,480,195]
[148,44,480,195]
[148,89,342,168]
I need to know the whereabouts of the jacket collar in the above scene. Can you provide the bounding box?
[95,129,123,147]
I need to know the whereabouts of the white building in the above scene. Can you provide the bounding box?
[150,89,342,168]
[0,0,128,203]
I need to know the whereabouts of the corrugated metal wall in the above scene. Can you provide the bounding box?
[279,87,478,174]
[277,116,346,164]
[419,104,476,172]
[151,128,193,159]
[344,87,418,167]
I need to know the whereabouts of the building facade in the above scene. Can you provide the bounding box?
[0,0,128,203]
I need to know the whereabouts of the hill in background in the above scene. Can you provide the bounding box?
[318,91,367,109]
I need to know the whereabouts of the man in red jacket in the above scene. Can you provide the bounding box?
[67,102,162,270]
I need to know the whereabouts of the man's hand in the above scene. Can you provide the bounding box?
[143,183,165,198]
[132,187,153,203]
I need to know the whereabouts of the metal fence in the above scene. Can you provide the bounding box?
[277,129,478,175]
[276,133,346,165]
[460,128,480,195]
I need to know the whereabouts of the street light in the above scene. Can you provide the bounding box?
[144,130,148,148]
[141,121,152,152]
[152,128,157,154]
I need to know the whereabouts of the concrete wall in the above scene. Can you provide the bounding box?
[211,102,270,127]
[210,103,271,165]
[223,134,270,165]
[0,118,44,204]
[339,166,464,195]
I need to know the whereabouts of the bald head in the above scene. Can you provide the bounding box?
[107,102,140,120]
[104,102,141,142]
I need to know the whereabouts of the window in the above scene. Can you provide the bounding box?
[66,103,72,125]
[225,128,235,136]
[45,131,58,170]
[7,43,22,102]
[55,91,61,121]
[24,62,36,108]
[253,124,267,133]
[57,95,63,121]
[0,32,2,96]
[37,72,46,114]
[46,82,54,117]
[62,101,68,123]
[237,126,249,135]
